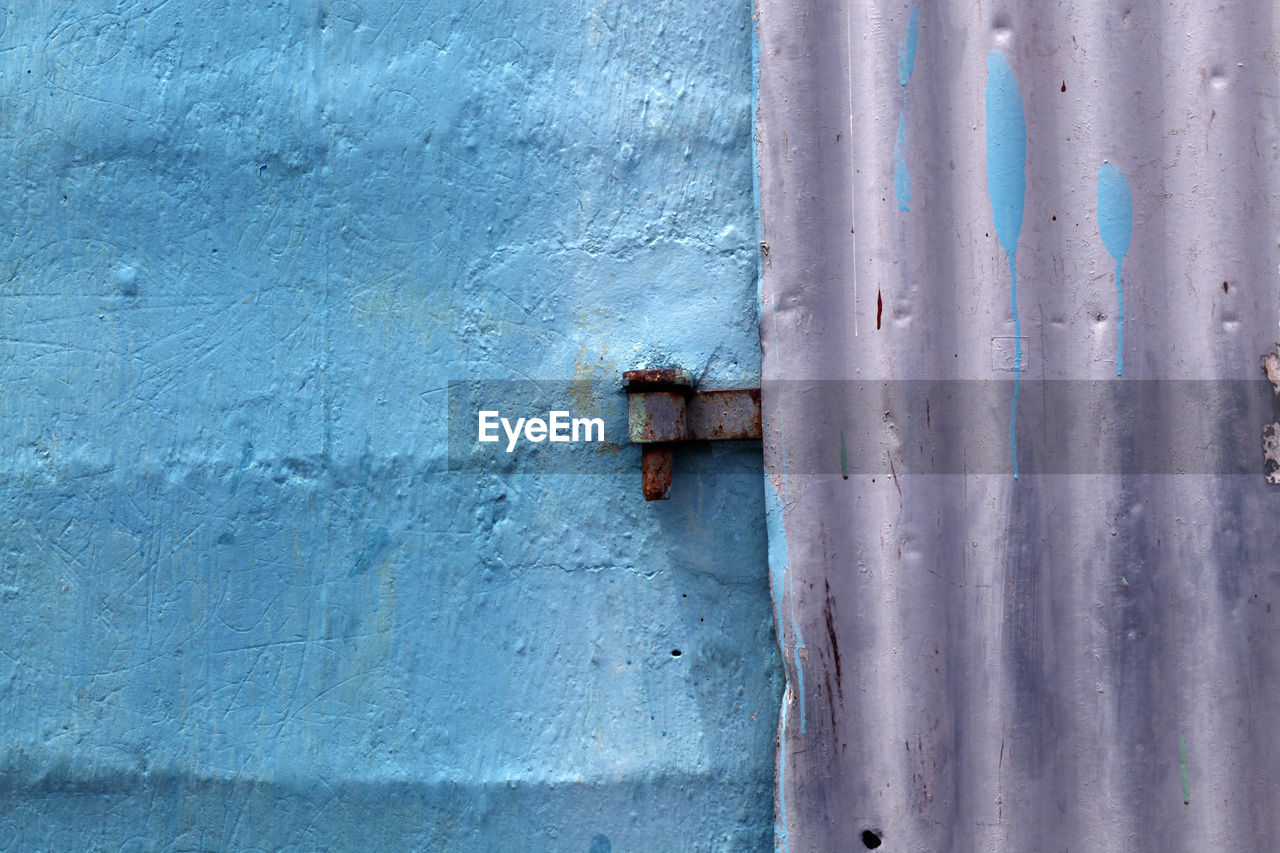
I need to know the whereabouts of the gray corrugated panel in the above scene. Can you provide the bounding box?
[757,1,1280,849]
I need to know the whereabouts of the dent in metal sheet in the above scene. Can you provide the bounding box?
[984,50,1027,477]
[768,304,807,743]
[1097,162,1133,375]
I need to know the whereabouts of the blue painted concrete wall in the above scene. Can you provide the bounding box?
[0,2,778,850]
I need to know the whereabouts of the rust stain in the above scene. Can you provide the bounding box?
[641,446,673,500]
[570,346,608,416]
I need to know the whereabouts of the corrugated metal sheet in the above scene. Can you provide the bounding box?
[757,1,1280,849]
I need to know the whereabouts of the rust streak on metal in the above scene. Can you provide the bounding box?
[641,446,674,500]
[623,368,695,391]
[686,389,762,440]
[628,390,690,443]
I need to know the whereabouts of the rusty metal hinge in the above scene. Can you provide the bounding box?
[623,368,762,500]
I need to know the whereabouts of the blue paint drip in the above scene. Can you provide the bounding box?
[764,483,789,626]
[893,5,919,213]
[893,112,912,212]
[767,305,790,619]
[1009,254,1021,479]
[898,4,919,86]
[985,52,1026,256]
[985,51,1027,477]
[1097,162,1133,375]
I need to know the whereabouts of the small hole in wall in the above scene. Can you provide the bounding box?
[861,829,883,848]
[670,649,682,657]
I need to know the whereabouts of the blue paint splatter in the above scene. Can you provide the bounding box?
[898,4,919,86]
[893,112,912,211]
[349,527,389,577]
[1097,162,1132,376]
[985,50,1027,478]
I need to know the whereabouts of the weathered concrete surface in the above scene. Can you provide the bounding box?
[0,2,778,849]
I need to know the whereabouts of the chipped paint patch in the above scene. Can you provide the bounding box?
[1263,423,1280,484]
[1262,345,1280,483]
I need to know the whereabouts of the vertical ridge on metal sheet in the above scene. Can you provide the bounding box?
[757,0,1280,849]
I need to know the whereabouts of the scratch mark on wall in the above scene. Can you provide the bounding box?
[1179,736,1190,804]
[846,4,860,335]
[229,440,253,494]
[349,527,389,577]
